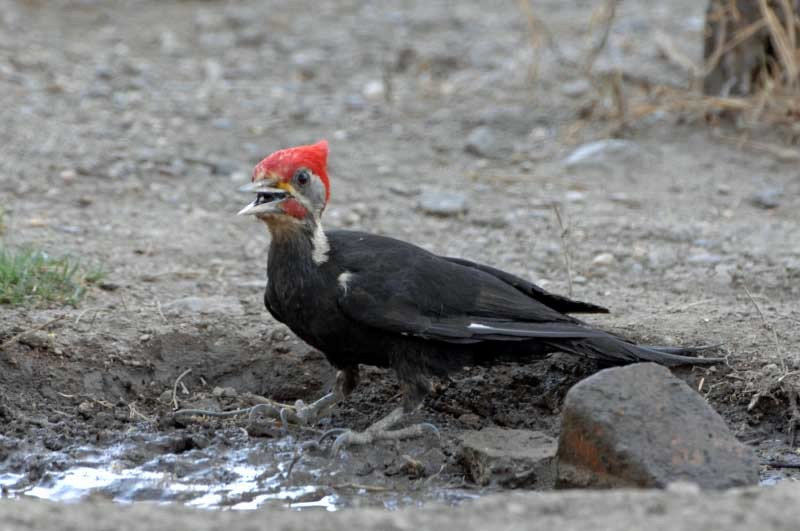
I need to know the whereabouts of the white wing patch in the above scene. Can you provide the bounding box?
[338,271,353,294]
[468,323,493,330]
[312,223,330,265]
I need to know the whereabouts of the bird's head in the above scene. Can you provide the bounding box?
[237,140,330,226]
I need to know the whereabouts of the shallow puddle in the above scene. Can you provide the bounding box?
[0,432,479,510]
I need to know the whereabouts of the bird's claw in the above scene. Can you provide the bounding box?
[327,422,440,456]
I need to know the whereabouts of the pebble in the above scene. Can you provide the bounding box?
[464,126,509,159]
[749,187,782,209]
[686,252,722,265]
[362,80,385,100]
[564,191,586,203]
[561,79,591,98]
[419,191,468,217]
[713,263,735,285]
[591,252,616,266]
[563,139,651,171]
[211,117,233,130]
[212,386,237,398]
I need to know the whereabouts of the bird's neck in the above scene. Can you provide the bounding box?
[265,218,330,269]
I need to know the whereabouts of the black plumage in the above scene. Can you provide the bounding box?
[264,228,718,408]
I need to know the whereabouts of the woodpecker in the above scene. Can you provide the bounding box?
[238,140,720,451]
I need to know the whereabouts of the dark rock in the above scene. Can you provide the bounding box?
[556,363,759,489]
[458,428,557,488]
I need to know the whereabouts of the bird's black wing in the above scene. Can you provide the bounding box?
[442,256,609,314]
[329,231,721,365]
[330,231,606,344]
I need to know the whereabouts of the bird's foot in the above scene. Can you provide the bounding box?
[318,406,439,455]
[279,391,339,428]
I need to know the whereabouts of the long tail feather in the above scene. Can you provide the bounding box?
[552,337,723,366]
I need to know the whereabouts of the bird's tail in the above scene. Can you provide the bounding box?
[551,336,723,366]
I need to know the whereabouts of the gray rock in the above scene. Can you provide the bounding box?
[419,191,468,217]
[471,105,537,136]
[235,28,266,47]
[563,139,652,172]
[591,252,616,266]
[647,247,677,270]
[163,296,244,316]
[458,428,557,488]
[561,79,592,98]
[211,117,233,130]
[556,363,759,489]
[464,126,510,159]
[749,187,782,209]
[687,252,723,265]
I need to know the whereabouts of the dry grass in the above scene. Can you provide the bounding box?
[520,0,800,145]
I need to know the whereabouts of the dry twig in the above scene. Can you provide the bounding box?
[551,204,574,297]
[0,315,65,351]
[172,368,192,411]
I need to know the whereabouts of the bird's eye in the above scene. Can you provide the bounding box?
[296,169,311,186]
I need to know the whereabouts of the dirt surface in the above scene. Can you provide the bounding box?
[1,0,799,513]
[4,482,800,531]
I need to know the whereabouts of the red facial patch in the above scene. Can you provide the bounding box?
[281,198,308,219]
[252,140,330,202]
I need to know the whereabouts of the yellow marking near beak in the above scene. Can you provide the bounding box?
[277,181,296,195]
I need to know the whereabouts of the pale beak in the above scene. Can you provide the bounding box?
[237,179,289,216]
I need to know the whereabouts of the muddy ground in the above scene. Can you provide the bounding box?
[1,0,799,512]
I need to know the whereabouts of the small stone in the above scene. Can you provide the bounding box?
[60,169,77,182]
[139,334,151,342]
[235,27,266,47]
[687,252,722,265]
[561,79,591,98]
[163,296,244,316]
[212,386,237,398]
[565,191,586,203]
[592,252,616,266]
[713,264,734,285]
[749,187,782,209]
[556,363,759,489]
[362,80,385,100]
[648,248,677,270]
[77,401,94,419]
[563,139,651,172]
[464,126,509,159]
[345,94,366,111]
[19,331,51,349]
[458,428,557,488]
[212,117,233,130]
[608,192,641,208]
[419,191,468,217]
[458,413,482,429]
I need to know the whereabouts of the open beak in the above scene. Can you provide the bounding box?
[237,179,290,216]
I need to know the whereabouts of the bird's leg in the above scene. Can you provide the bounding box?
[280,367,358,426]
[322,376,439,455]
